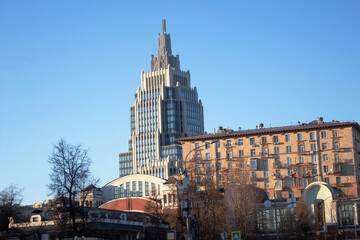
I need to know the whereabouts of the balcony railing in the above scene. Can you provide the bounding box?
[273,162,283,169]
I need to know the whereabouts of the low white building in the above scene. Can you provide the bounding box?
[101,174,177,209]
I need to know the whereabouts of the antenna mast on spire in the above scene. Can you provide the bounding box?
[162,19,166,34]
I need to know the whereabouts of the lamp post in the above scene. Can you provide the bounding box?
[272,177,281,240]
[181,140,218,240]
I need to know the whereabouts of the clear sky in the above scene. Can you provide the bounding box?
[1,1,359,205]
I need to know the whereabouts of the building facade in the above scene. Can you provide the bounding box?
[119,20,204,178]
[177,118,360,200]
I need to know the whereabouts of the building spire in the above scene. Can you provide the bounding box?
[162,19,166,34]
[151,20,180,71]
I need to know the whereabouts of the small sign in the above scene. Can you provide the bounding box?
[220,231,228,240]
[167,230,175,240]
[231,231,241,240]
[264,200,272,208]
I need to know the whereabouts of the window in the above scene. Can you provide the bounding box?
[287,157,292,166]
[205,142,210,149]
[312,167,317,174]
[196,176,201,184]
[336,177,341,185]
[323,165,329,173]
[274,147,279,154]
[288,179,294,187]
[250,159,257,170]
[298,134,303,141]
[263,159,268,167]
[333,142,339,150]
[216,152,221,159]
[216,141,220,148]
[264,171,268,178]
[145,182,149,196]
[226,140,232,147]
[285,135,291,142]
[151,183,156,196]
[299,179,303,187]
[240,160,245,168]
[163,194,167,204]
[312,155,317,162]
[195,154,201,162]
[114,187,118,199]
[310,132,315,140]
[288,168,293,176]
[323,154,328,161]
[332,130,338,137]
[261,137,267,144]
[273,136,279,143]
[262,148,267,156]
[195,143,200,149]
[250,149,256,156]
[324,177,329,184]
[265,182,269,189]
[239,150,244,157]
[299,156,304,163]
[228,162,233,169]
[334,154,339,162]
[206,153,211,160]
[138,182,143,197]
[321,131,327,138]
[206,163,211,171]
[250,138,255,145]
[252,171,257,180]
[227,151,232,159]
[322,143,328,150]
[238,139,243,146]
[311,144,316,151]
[120,184,124,198]
[196,165,201,174]
[132,181,136,191]
[217,163,221,170]
[298,145,304,153]
[286,146,292,153]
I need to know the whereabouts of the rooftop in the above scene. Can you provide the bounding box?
[177,118,360,142]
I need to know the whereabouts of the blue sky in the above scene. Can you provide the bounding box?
[1,1,359,204]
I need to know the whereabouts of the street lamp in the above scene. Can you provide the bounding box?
[272,176,281,240]
[181,140,219,240]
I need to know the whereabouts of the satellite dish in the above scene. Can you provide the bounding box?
[264,200,272,208]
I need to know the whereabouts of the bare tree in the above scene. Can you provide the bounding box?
[47,139,98,236]
[0,184,23,233]
[188,176,227,240]
[224,182,263,240]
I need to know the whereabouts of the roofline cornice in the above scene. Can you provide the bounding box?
[176,122,360,142]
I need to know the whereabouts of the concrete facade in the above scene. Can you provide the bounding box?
[119,20,204,179]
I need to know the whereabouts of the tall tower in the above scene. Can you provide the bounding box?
[119,20,204,179]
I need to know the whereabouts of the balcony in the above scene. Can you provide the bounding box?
[297,151,308,155]
[333,162,342,175]
[273,162,283,169]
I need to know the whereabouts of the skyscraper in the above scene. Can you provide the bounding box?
[119,20,204,179]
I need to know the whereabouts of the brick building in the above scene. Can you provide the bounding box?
[177,118,360,200]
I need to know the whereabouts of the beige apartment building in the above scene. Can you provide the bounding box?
[177,118,360,200]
